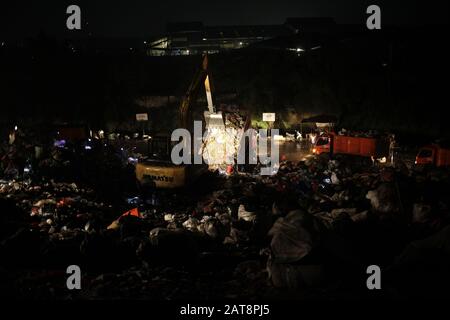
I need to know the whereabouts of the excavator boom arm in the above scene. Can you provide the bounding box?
[179,55,214,129]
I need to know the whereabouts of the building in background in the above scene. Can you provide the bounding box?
[146,18,336,56]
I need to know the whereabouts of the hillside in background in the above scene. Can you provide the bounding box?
[1,26,448,139]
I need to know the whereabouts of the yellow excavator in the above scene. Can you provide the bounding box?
[135,54,225,188]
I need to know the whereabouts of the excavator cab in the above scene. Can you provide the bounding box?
[136,135,187,189]
[147,135,172,161]
[136,134,209,189]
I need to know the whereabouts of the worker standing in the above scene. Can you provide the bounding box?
[389,134,396,165]
[310,132,317,145]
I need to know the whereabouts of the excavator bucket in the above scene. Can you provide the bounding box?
[204,111,225,129]
[203,73,225,130]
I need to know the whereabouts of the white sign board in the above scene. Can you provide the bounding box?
[316,122,334,128]
[263,113,276,122]
[136,113,148,121]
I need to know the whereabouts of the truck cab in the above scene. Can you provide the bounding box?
[415,146,435,165]
[312,135,331,155]
[415,144,450,167]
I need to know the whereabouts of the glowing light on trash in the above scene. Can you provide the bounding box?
[54,140,66,148]
[128,157,138,165]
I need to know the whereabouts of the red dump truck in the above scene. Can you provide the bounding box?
[415,144,450,167]
[312,132,389,158]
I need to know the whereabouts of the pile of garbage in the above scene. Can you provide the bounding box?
[202,111,249,172]
[337,128,383,138]
[1,149,450,299]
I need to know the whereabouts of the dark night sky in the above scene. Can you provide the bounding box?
[1,0,449,39]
